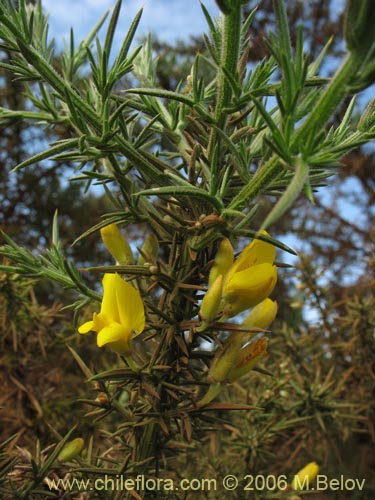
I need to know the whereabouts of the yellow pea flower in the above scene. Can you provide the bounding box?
[100,224,134,265]
[222,232,277,317]
[78,273,145,355]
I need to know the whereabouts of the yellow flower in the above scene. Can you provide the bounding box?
[222,232,277,317]
[78,273,145,355]
[100,224,134,265]
[291,462,319,490]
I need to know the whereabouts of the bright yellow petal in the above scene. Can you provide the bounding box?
[100,224,134,265]
[222,265,277,317]
[228,231,276,277]
[96,323,133,354]
[223,263,277,301]
[97,323,129,346]
[92,312,110,331]
[100,274,120,323]
[115,275,145,334]
[78,320,94,334]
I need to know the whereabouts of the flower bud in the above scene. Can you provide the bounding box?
[358,97,375,132]
[197,275,223,332]
[208,333,243,383]
[242,299,278,329]
[57,438,84,463]
[291,462,319,490]
[138,233,159,265]
[100,224,134,265]
[226,338,267,383]
[208,238,234,288]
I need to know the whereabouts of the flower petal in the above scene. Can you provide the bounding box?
[222,264,277,316]
[100,274,121,323]
[229,231,276,276]
[115,276,145,334]
[96,323,133,355]
[223,263,277,300]
[100,224,134,265]
[78,320,94,334]
[96,322,131,352]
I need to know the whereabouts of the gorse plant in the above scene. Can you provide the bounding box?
[0,0,374,498]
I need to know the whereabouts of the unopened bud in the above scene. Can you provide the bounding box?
[242,299,278,329]
[197,275,223,332]
[57,438,84,463]
[358,98,375,132]
[138,233,159,265]
[208,333,242,383]
[183,74,193,94]
[291,462,319,490]
[208,238,234,288]
[100,224,134,265]
[226,338,267,383]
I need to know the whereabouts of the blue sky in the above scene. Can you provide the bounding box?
[42,0,220,46]
[39,0,372,276]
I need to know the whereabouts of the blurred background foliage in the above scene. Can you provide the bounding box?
[0,0,374,498]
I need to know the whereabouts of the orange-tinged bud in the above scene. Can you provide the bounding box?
[57,438,84,463]
[291,462,319,490]
[100,224,134,265]
[242,299,278,329]
[226,338,267,383]
[208,238,234,288]
[197,275,223,332]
